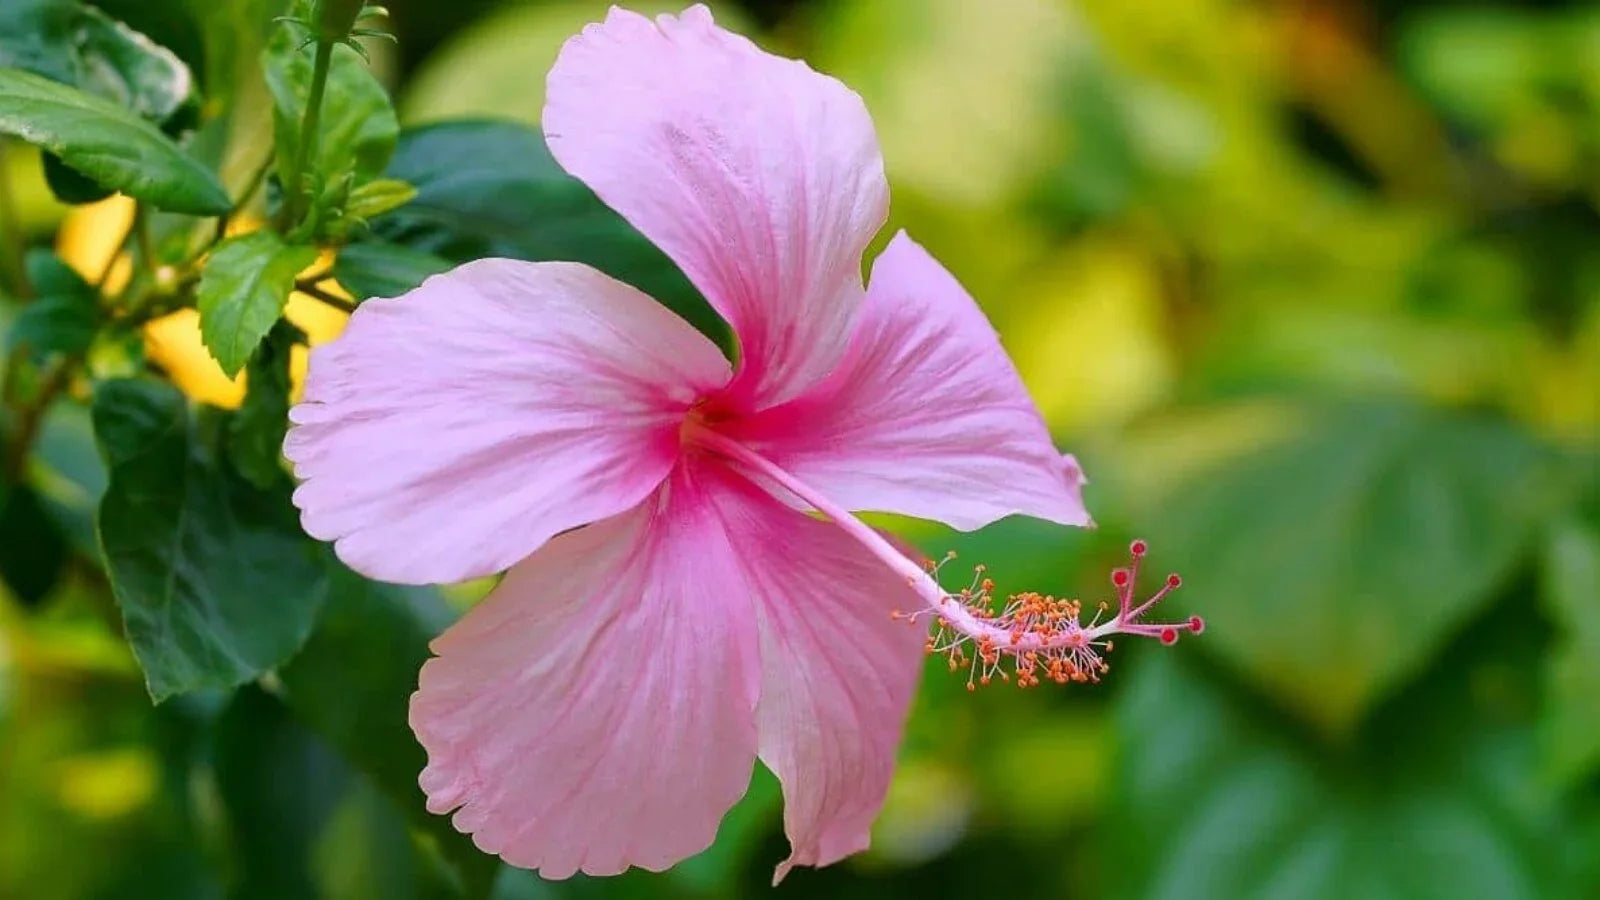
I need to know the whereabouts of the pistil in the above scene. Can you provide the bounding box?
[690,426,1203,688]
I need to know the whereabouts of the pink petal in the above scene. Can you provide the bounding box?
[544,5,888,408]
[285,259,730,584]
[749,511,926,883]
[410,467,761,878]
[410,460,923,879]
[724,231,1091,531]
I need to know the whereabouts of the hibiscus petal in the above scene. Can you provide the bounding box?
[725,231,1091,531]
[285,259,730,584]
[411,461,923,879]
[410,468,761,878]
[746,507,926,882]
[544,4,888,408]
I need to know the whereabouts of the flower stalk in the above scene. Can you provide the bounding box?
[281,37,334,230]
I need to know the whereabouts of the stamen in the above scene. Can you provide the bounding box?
[687,427,1204,690]
[913,540,1200,687]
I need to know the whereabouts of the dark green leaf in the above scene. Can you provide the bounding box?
[1540,516,1600,787]
[32,398,107,558]
[8,249,99,359]
[93,378,328,702]
[216,684,464,900]
[0,0,199,212]
[0,484,69,606]
[72,4,195,124]
[196,231,317,377]
[88,0,208,92]
[374,120,729,351]
[0,67,229,214]
[0,0,79,84]
[2,1,199,208]
[279,564,499,897]
[311,777,458,900]
[1136,401,1560,733]
[332,240,449,301]
[1104,608,1581,900]
[228,321,297,489]
[214,685,352,900]
[43,149,115,204]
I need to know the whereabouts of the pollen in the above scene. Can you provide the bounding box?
[896,539,1203,691]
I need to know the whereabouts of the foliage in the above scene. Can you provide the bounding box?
[0,1,1596,899]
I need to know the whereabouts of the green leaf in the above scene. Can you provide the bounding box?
[1,1,198,208]
[341,177,415,220]
[214,685,351,900]
[93,378,328,702]
[8,249,99,359]
[331,240,449,301]
[216,685,465,900]
[42,150,115,204]
[72,4,195,125]
[228,321,296,489]
[196,231,317,377]
[374,120,729,352]
[0,484,69,606]
[279,564,500,897]
[1134,401,1560,734]
[0,67,229,214]
[31,398,107,558]
[263,23,398,212]
[0,0,79,84]
[1540,516,1600,787]
[1103,610,1584,900]
[311,778,458,900]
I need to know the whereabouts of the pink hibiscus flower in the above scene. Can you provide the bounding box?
[284,3,1200,883]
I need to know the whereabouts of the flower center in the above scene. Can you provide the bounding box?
[688,427,1204,690]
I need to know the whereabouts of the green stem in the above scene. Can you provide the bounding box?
[283,38,335,230]
[2,353,76,484]
[216,152,275,243]
[294,278,355,313]
[133,204,158,278]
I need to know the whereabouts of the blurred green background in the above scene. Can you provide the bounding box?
[3,0,1599,897]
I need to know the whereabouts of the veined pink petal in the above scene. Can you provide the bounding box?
[409,466,760,878]
[410,459,922,879]
[747,508,926,883]
[724,231,1091,531]
[544,4,888,408]
[285,259,730,584]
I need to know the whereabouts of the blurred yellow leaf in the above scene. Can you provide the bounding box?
[55,195,134,294]
[1106,399,1307,511]
[0,141,69,236]
[814,0,1085,208]
[987,712,1108,829]
[1005,236,1174,431]
[868,759,973,866]
[55,748,157,821]
[1523,301,1600,439]
[402,0,750,125]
